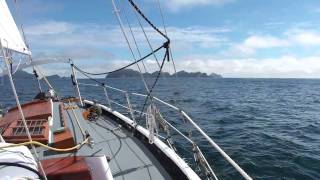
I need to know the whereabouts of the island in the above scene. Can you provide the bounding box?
[105,69,223,78]
[1,70,63,80]
[1,69,223,80]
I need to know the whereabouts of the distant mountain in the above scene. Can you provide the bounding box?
[174,70,207,78]
[106,69,223,78]
[1,70,62,80]
[210,73,223,78]
[1,69,222,80]
[9,70,33,79]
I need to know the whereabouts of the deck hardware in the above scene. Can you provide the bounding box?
[85,131,94,148]
[102,86,112,110]
[125,92,136,123]
[112,125,122,133]
[192,143,218,180]
[70,62,83,107]
[146,104,159,144]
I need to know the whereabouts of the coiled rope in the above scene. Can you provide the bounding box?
[0,138,89,152]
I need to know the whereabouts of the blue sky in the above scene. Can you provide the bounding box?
[6,0,320,78]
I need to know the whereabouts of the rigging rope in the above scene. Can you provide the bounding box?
[73,0,171,129]
[131,4,161,68]
[137,46,169,122]
[111,0,151,93]
[153,0,181,106]
[72,42,166,76]
[0,40,47,180]
[120,0,150,87]
[73,44,170,125]
[127,0,169,41]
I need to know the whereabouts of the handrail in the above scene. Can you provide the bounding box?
[109,99,148,116]
[78,82,252,180]
[78,82,100,87]
[194,144,219,180]
[131,92,180,111]
[181,111,252,180]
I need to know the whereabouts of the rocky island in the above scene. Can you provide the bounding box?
[106,69,222,78]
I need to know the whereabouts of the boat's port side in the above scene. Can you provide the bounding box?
[83,100,200,180]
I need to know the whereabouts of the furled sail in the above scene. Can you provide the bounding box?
[0,0,30,55]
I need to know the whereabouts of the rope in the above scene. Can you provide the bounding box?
[155,0,168,36]
[153,0,181,107]
[131,5,161,68]
[138,47,169,122]
[0,138,89,152]
[67,100,86,139]
[74,68,105,86]
[72,42,166,76]
[0,41,47,180]
[110,0,151,94]
[33,68,43,92]
[127,0,169,41]
[120,0,150,92]
[11,57,22,74]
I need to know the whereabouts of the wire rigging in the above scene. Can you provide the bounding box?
[111,0,152,94]
[119,0,149,76]
[72,42,166,76]
[72,0,172,122]
[130,3,161,68]
[137,44,169,122]
[127,0,169,41]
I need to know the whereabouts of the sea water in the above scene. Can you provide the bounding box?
[1,77,319,179]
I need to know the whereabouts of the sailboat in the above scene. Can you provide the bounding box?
[0,0,252,179]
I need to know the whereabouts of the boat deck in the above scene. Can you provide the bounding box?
[36,101,172,180]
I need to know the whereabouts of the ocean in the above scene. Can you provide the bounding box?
[1,77,319,179]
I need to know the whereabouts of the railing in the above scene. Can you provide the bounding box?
[77,82,252,180]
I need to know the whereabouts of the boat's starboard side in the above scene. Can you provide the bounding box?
[84,100,201,180]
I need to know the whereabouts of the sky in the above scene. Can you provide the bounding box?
[6,0,320,78]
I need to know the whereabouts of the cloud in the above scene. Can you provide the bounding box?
[161,0,235,12]
[243,35,289,49]
[24,21,75,35]
[23,21,230,60]
[22,21,320,78]
[39,55,320,78]
[286,29,320,46]
[11,0,64,22]
[227,29,320,56]
[227,35,289,55]
[173,55,320,78]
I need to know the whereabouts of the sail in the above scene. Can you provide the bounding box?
[0,0,30,55]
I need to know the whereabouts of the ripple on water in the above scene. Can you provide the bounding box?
[1,78,320,179]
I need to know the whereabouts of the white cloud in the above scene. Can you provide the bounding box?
[24,21,229,59]
[243,35,289,49]
[41,55,320,78]
[286,29,320,46]
[24,21,75,35]
[173,55,320,78]
[162,0,235,11]
[227,29,320,56]
[227,35,289,56]
[22,21,320,78]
